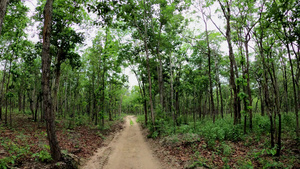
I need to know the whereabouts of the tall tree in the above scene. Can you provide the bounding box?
[216,0,240,125]
[41,0,62,162]
[0,0,9,35]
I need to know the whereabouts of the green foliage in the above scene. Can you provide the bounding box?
[31,144,52,163]
[32,150,52,163]
[220,142,232,156]
[235,159,254,169]
[136,115,145,124]
[0,138,31,168]
[75,114,90,126]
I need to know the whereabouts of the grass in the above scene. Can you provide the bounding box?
[130,119,134,126]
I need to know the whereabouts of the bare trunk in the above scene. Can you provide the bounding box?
[0,0,9,35]
[9,97,12,127]
[204,16,215,123]
[109,83,112,121]
[142,80,148,125]
[53,50,62,116]
[217,0,239,124]
[157,22,164,110]
[170,55,175,133]
[42,0,62,162]
[219,82,223,118]
[199,94,202,119]
[245,40,252,130]
[143,0,155,126]
[5,59,12,125]
[0,60,8,121]
[284,28,299,137]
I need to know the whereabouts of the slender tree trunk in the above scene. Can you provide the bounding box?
[5,59,12,126]
[270,57,282,156]
[28,91,34,119]
[255,98,259,113]
[259,86,265,116]
[0,0,9,35]
[42,0,62,161]
[142,80,148,126]
[53,50,62,116]
[18,91,22,112]
[218,0,239,125]
[170,55,175,133]
[9,97,12,127]
[219,82,223,118]
[35,94,40,122]
[109,83,112,121]
[282,62,289,114]
[0,60,8,121]
[143,1,155,127]
[204,94,208,118]
[199,94,202,119]
[157,22,164,110]
[245,40,252,130]
[204,18,215,123]
[276,113,282,156]
[215,56,221,117]
[23,92,25,114]
[284,27,299,137]
[258,28,274,148]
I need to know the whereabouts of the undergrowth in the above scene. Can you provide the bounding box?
[137,112,299,168]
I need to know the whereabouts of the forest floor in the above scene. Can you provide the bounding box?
[141,122,300,169]
[0,113,124,168]
[81,115,178,169]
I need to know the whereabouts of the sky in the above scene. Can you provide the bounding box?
[23,0,227,90]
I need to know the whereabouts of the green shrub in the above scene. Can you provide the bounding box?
[0,138,31,168]
[32,145,52,163]
[32,150,52,163]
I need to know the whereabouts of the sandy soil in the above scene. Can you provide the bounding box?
[81,115,162,169]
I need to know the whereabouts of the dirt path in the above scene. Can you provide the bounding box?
[81,115,162,169]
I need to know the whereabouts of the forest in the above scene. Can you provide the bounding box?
[0,0,299,168]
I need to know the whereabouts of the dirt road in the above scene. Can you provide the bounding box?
[82,115,162,169]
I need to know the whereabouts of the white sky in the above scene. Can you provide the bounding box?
[23,0,227,90]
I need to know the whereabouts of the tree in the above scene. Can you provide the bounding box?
[41,0,62,162]
[0,0,9,35]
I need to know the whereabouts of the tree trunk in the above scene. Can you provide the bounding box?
[204,16,215,123]
[23,92,25,114]
[217,0,238,125]
[41,0,62,162]
[143,1,155,127]
[35,94,39,122]
[244,40,252,130]
[282,62,289,114]
[53,50,62,116]
[219,82,223,118]
[0,0,9,35]
[5,59,12,126]
[18,91,22,112]
[259,86,265,116]
[199,94,202,119]
[170,55,175,133]
[157,22,164,110]
[258,28,274,148]
[108,83,112,121]
[0,60,8,121]
[284,27,299,137]
[9,97,12,127]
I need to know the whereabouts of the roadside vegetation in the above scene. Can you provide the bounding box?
[136,113,299,168]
